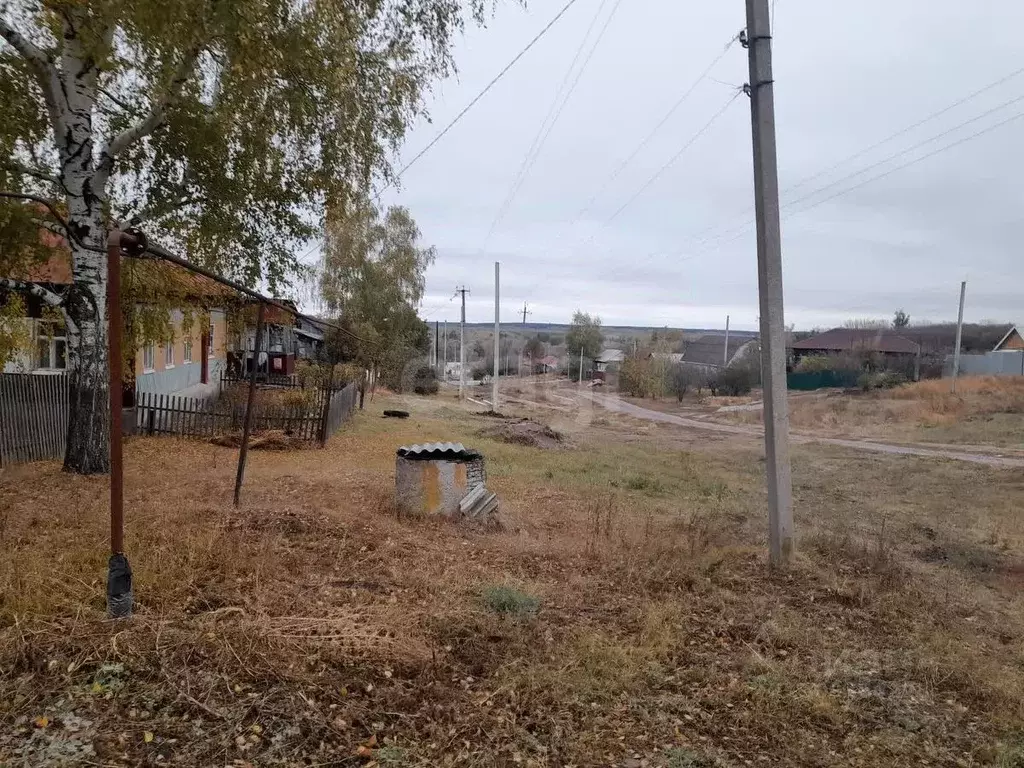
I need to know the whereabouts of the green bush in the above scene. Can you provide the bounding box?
[795,355,835,373]
[858,371,907,391]
[713,365,755,396]
[412,365,439,395]
[481,585,540,618]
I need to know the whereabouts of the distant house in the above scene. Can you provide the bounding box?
[790,328,920,366]
[229,299,324,377]
[993,325,1024,351]
[534,355,560,374]
[595,349,625,374]
[679,335,758,374]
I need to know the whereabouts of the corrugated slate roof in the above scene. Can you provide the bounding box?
[682,338,753,367]
[791,328,920,354]
[396,442,482,460]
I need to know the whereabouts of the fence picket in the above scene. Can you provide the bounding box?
[2,373,363,467]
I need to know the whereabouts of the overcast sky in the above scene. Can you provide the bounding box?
[373,0,1024,331]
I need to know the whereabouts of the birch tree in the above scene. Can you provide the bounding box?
[319,196,434,388]
[0,0,493,473]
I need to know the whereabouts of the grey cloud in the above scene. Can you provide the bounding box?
[383,0,1024,330]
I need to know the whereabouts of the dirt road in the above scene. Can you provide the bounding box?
[587,391,1024,468]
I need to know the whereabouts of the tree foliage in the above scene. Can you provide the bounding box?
[523,335,545,360]
[319,196,434,389]
[893,309,911,329]
[566,310,603,359]
[1,0,496,472]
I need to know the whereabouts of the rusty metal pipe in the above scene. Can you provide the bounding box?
[107,228,133,618]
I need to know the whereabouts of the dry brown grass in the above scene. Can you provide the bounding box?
[1,396,1024,766]
[723,376,1024,448]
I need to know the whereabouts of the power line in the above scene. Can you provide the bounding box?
[376,0,586,201]
[482,0,621,247]
[574,33,740,220]
[676,106,1024,261]
[297,0,585,271]
[659,64,1024,264]
[509,34,746,304]
[604,90,742,224]
[784,64,1024,196]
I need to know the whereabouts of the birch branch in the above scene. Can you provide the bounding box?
[0,277,79,337]
[95,46,203,186]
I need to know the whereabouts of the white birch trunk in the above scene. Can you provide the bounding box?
[58,18,110,474]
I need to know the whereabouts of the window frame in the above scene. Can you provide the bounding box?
[164,342,175,369]
[183,339,193,364]
[208,322,215,357]
[142,343,156,373]
[35,320,67,371]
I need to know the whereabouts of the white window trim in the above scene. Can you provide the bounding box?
[183,340,193,364]
[142,343,156,373]
[164,344,175,369]
[208,323,216,357]
[35,320,67,371]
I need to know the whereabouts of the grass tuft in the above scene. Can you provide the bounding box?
[480,584,540,618]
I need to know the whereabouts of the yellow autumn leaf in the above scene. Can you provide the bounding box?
[33,716,49,729]
[144,731,154,743]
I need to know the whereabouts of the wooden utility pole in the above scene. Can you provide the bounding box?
[443,319,448,378]
[744,0,794,567]
[519,302,532,378]
[234,302,265,506]
[951,280,967,393]
[492,263,500,411]
[455,286,470,398]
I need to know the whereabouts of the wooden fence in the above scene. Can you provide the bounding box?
[324,379,359,438]
[0,374,362,468]
[0,373,69,467]
[136,379,360,443]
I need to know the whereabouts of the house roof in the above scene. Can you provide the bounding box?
[791,328,920,355]
[650,352,685,363]
[682,338,753,367]
[993,325,1021,351]
[596,349,625,363]
[19,251,236,305]
[893,323,1015,353]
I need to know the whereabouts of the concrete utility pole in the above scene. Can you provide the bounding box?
[951,280,967,393]
[443,319,448,378]
[579,347,585,386]
[723,314,731,367]
[744,0,794,567]
[521,302,531,324]
[455,286,470,398]
[434,321,439,369]
[492,263,500,411]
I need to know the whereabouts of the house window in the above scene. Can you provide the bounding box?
[184,340,193,364]
[143,343,155,372]
[164,343,174,368]
[35,327,67,370]
[208,322,215,357]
